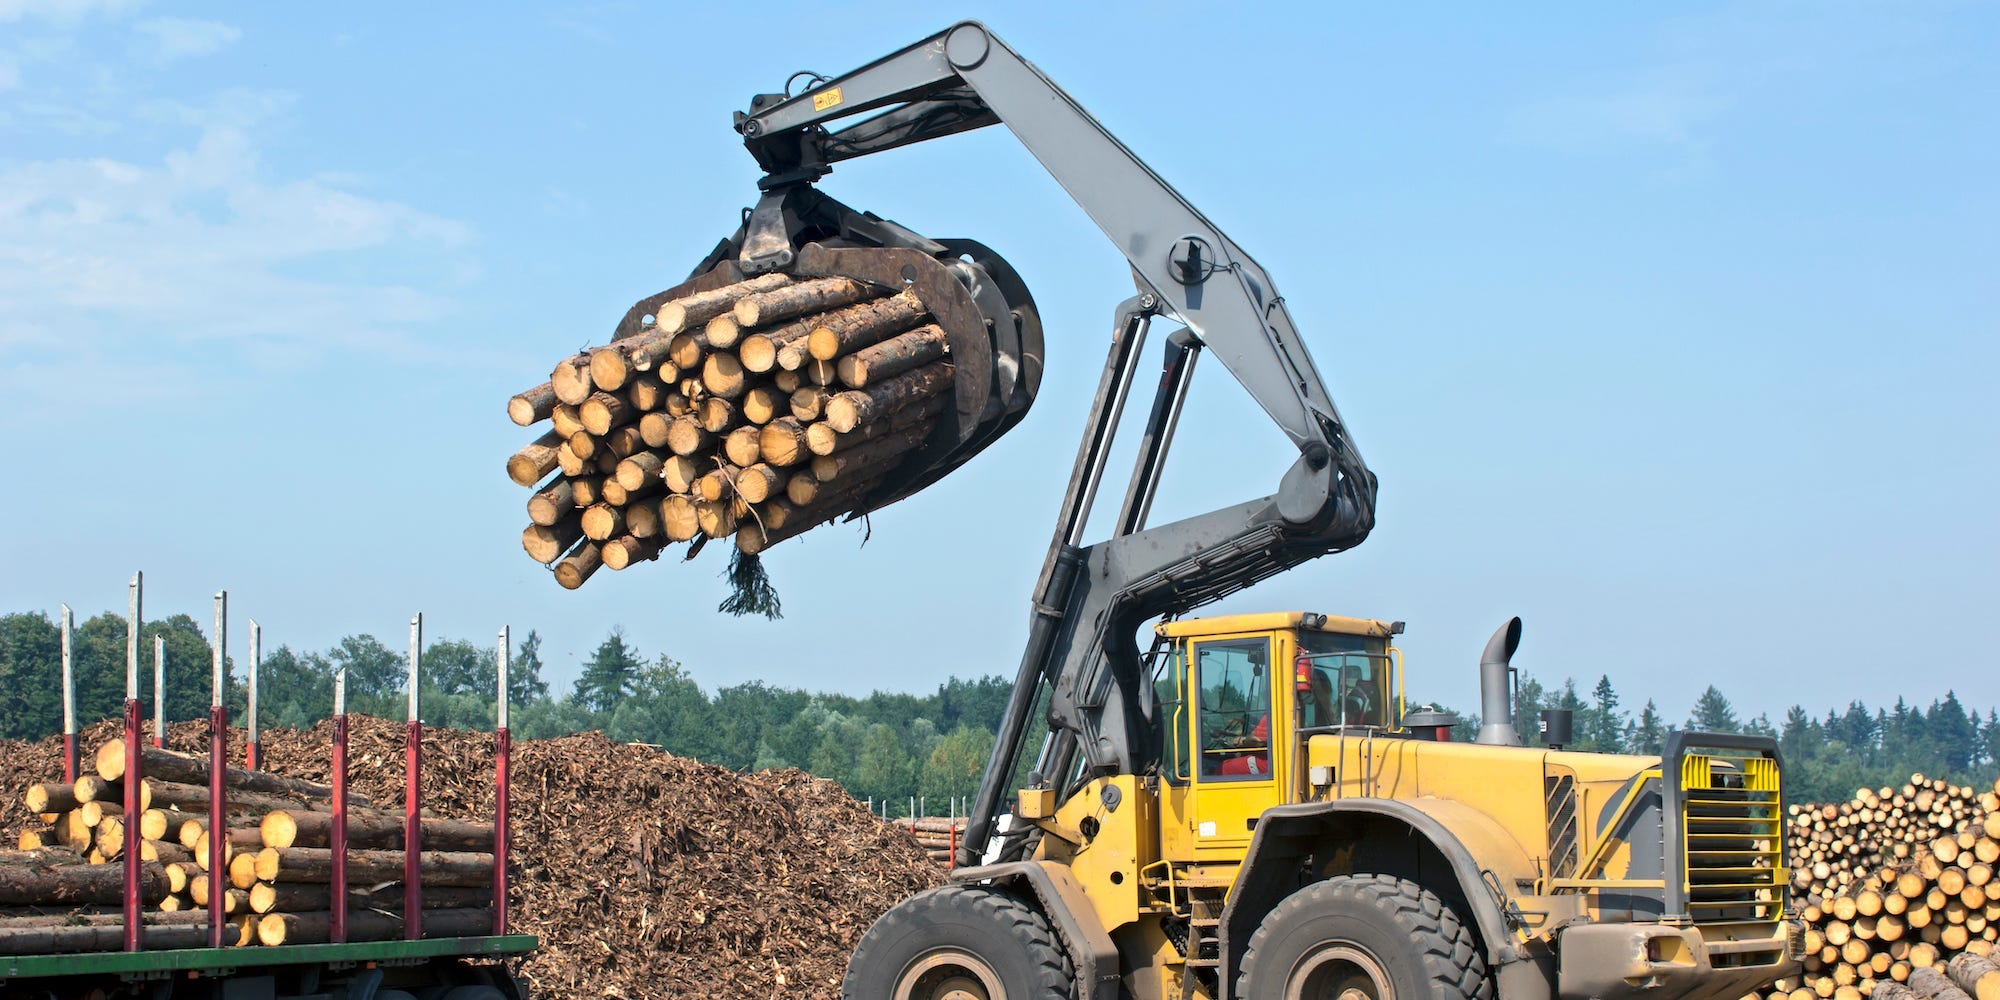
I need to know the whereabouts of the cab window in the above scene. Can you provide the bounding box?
[1155,645,1190,781]
[1195,638,1273,781]
[1298,631,1391,729]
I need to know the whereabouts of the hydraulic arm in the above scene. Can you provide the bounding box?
[731,22,1378,863]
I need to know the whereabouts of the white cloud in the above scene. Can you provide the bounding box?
[0,94,476,398]
[133,16,239,61]
[0,0,140,23]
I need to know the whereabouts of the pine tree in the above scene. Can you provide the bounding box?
[1687,686,1740,733]
[1632,699,1666,755]
[1779,706,1814,763]
[574,627,642,714]
[509,630,552,705]
[1931,691,1976,773]
[1511,675,1547,745]
[1589,675,1626,753]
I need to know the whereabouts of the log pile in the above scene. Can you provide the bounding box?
[3,717,940,1000]
[890,817,966,866]
[1754,775,2000,1000]
[0,735,495,953]
[508,271,955,598]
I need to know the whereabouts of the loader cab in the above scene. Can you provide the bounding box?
[1151,612,1403,861]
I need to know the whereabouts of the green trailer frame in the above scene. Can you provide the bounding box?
[0,935,538,985]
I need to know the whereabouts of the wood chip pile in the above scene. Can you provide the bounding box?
[1755,775,2000,1000]
[507,271,956,592]
[3,717,941,998]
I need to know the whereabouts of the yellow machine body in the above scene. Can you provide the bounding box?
[1023,612,1801,1000]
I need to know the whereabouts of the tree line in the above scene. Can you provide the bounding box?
[1457,674,2000,803]
[3,609,1996,811]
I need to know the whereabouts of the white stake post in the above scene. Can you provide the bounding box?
[60,604,75,782]
[247,619,262,768]
[153,635,166,748]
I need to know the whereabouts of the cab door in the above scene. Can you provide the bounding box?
[1185,634,1282,857]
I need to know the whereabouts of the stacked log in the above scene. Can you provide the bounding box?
[1754,775,2000,1000]
[0,740,495,954]
[890,817,965,865]
[508,271,955,590]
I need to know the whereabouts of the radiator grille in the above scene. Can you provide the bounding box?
[1679,753,1784,925]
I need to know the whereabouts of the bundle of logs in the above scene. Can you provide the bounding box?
[892,817,965,866]
[1753,775,2000,1000]
[2,740,496,954]
[507,272,954,591]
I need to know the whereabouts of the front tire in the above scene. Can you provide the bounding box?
[843,885,1073,1000]
[1237,874,1491,1000]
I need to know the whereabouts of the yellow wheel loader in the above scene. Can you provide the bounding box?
[695,22,1804,1000]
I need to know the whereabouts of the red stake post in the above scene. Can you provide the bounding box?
[208,591,228,949]
[122,576,143,951]
[494,626,512,935]
[331,661,349,943]
[404,614,423,938]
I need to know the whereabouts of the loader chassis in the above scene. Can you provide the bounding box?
[720,21,1800,1000]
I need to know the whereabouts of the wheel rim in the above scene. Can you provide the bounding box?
[895,949,1006,1000]
[1285,942,1393,1000]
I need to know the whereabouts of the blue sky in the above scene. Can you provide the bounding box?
[2,2,1994,724]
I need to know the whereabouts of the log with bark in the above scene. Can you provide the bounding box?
[804,288,926,362]
[0,911,212,955]
[248,882,493,915]
[822,363,954,434]
[655,273,793,335]
[508,382,557,426]
[833,323,949,388]
[733,277,875,328]
[96,741,351,804]
[550,353,593,406]
[255,907,495,947]
[0,861,169,906]
[22,784,78,815]
[253,847,495,888]
[554,543,603,590]
[507,430,565,487]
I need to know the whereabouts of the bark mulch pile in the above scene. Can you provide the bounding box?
[2,716,941,998]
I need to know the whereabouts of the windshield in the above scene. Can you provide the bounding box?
[1297,631,1391,729]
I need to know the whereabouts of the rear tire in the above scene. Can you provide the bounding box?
[843,885,1072,1000]
[1237,874,1491,1000]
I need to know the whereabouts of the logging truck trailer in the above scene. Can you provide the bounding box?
[693,22,1808,1000]
[1,604,533,999]
[0,935,535,1000]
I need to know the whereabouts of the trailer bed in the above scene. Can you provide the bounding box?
[0,934,537,984]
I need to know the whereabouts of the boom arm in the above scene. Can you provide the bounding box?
[735,22,1377,862]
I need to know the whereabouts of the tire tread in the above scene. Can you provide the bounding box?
[843,884,1073,999]
[1238,873,1493,1000]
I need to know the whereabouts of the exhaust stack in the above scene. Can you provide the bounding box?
[1475,617,1524,746]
